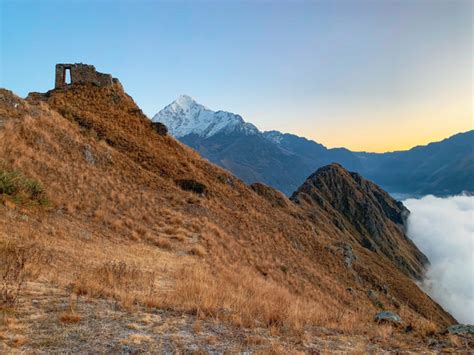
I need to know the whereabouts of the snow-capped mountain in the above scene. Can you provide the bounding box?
[152,95,259,138]
[152,96,474,197]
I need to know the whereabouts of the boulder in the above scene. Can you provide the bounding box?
[375,311,402,324]
[82,144,96,165]
[447,324,474,335]
[335,242,356,268]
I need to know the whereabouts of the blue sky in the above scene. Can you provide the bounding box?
[1,0,472,152]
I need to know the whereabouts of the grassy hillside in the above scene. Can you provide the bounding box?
[0,83,467,352]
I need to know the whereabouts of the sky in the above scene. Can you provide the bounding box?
[1,0,472,152]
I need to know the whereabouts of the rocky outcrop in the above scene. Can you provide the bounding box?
[375,311,402,324]
[447,324,474,335]
[291,163,429,280]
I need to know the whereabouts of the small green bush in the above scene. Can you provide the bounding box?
[0,163,47,205]
[0,170,20,195]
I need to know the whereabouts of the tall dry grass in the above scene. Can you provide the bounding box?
[69,260,368,335]
[0,239,51,307]
[72,261,155,309]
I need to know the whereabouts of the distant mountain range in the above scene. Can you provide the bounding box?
[153,95,474,196]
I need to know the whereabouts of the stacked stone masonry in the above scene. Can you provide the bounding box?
[55,63,113,89]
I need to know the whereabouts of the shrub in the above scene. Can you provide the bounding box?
[0,163,47,205]
[176,179,207,195]
[0,170,19,195]
[0,240,50,307]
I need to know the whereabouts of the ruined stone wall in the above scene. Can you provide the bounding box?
[55,64,113,89]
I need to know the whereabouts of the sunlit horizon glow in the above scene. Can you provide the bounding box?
[1,0,472,153]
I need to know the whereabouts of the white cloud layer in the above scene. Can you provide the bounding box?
[404,195,474,324]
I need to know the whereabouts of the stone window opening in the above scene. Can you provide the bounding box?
[65,68,71,85]
[55,63,114,89]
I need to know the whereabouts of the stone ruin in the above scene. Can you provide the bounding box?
[55,63,113,89]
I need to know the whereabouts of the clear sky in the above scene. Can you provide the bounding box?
[1,0,472,152]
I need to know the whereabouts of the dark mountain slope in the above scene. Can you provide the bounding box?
[292,163,429,280]
[181,132,310,195]
[357,131,474,195]
[263,131,363,171]
[154,97,473,196]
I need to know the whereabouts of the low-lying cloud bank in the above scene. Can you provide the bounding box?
[404,194,474,324]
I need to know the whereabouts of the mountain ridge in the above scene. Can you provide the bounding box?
[153,96,474,196]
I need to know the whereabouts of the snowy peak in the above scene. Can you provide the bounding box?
[174,94,199,108]
[152,96,259,138]
[168,95,210,114]
[263,130,285,145]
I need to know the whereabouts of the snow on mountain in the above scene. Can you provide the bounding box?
[152,95,259,138]
[263,130,285,145]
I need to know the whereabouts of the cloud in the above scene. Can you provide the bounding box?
[404,194,474,324]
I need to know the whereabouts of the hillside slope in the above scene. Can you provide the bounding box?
[0,81,462,352]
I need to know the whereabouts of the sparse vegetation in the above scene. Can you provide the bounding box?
[0,163,47,206]
[72,261,156,309]
[0,239,49,307]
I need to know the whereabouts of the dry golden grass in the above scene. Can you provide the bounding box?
[153,237,172,249]
[192,320,202,333]
[188,245,206,257]
[0,239,50,307]
[413,318,439,337]
[121,333,152,345]
[159,263,359,334]
[11,334,27,347]
[0,85,460,352]
[127,323,140,330]
[72,260,156,309]
[448,334,462,347]
[59,312,81,324]
[244,335,267,346]
[374,324,394,344]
